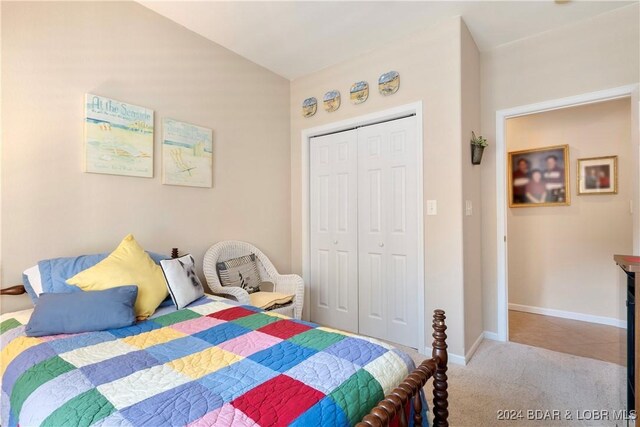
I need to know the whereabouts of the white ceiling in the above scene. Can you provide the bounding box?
[140,1,635,80]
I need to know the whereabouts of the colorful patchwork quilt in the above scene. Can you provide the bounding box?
[1,296,425,426]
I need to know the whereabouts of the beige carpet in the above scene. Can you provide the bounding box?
[398,339,626,427]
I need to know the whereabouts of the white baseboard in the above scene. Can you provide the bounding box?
[509,303,626,329]
[483,331,500,341]
[424,331,485,366]
[424,346,466,366]
[448,352,467,366]
[464,333,484,363]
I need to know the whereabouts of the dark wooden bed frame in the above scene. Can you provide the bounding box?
[357,310,449,427]
[1,247,449,427]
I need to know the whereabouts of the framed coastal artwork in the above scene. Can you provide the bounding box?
[84,94,154,177]
[162,118,213,188]
[508,144,570,208]
[577,156,617,195]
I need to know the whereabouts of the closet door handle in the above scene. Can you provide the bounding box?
[333,240,338,245]
[379,242,384,247]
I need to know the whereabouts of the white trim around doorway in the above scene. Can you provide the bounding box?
[495,84,640,342]
[300,101,426,354]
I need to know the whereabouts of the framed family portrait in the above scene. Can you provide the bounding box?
[508,144,570,208]
[577,156,617,195]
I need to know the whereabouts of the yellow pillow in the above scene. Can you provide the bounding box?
[249,291,294,310]
[67,234,168,319]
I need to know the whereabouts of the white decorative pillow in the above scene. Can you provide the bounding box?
[23,265,43,302]
[160,254,205,310]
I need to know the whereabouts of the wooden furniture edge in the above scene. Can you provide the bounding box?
[0,284,27,296]
[357,309,449,427]
[614,254,639,413]
[0,248,181,297]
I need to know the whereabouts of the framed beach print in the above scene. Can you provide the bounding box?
[577,156,617,195]
[162,118,213,188]
[508,144,570,208]
[84,94,154,177]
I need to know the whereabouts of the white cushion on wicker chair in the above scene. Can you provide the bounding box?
[249,291,294,310]
[203,241,304,319]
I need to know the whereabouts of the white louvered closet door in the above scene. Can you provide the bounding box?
[309,129,359,333]
[357,116,419,348]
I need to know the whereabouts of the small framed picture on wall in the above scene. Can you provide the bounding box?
[508,144,570,208]
[577,156,617,195]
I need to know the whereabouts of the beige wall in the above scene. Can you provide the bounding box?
[461,22,483,352]
[1,1,291,312]
[481,4,640,333]
[507,98,632,321]
[290,18,474,357]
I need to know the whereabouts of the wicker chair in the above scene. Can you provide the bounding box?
[203,241,304,319]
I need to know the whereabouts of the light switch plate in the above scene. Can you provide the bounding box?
[465,200,473,216]
[427,200,437,215]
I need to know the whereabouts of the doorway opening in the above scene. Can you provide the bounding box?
[505,98,631,364]
[495,86,639,366]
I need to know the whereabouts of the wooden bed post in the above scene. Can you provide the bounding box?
[432,309,449,427]
[0,284,27,296]
[356,310,449,427]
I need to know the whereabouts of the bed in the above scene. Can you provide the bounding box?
[1,289,448,427]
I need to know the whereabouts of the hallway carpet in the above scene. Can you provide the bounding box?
[399,339,626,426]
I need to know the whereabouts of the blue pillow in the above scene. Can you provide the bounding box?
[158,295,175,308]
[25,286,138,337]
[24,251,169,304]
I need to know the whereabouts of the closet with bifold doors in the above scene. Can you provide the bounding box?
[309,115,421,349]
